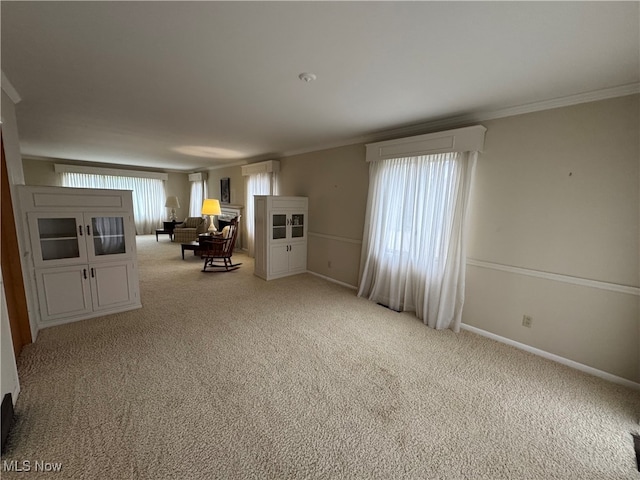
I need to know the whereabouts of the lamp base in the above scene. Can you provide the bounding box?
[169,209,177,221]
[208,215,217,233]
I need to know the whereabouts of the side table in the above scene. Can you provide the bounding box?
[181,241,202,260]
[156,220,180,241]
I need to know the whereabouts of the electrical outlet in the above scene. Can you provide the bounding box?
[522,315,533,328]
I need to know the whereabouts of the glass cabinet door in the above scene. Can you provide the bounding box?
[28,213,88,267]
[91,216,126,256]
[290,214,305,238]
[272,214,287,240]
[85,213,130,261]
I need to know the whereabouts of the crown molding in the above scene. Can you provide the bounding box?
[279,83,640,159]
[1,71,21,104]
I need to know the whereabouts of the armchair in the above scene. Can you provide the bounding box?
[172,216,207,243]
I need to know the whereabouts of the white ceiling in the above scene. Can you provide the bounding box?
[2,1,638,172]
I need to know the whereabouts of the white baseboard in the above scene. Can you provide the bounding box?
[460,323,640,391]
[306,270,358,290]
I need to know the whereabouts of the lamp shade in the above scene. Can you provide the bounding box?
[201,198,222,216]
[165,196,180,209]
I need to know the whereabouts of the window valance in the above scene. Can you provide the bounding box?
[241,160,280,176]
[365,125,486,163]
[54,163,168,181]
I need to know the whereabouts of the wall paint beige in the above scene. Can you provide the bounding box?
[277,143,368,286]
[22,158,60,186]
[165,172,189,222]
[206,166,245,206]
[206,166,246,245]
[463,94,639,382]
[467,95,639,286]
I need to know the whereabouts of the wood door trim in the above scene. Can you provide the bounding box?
[1,134,32,358]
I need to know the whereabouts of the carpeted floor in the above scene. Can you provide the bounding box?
[2,235,640,479]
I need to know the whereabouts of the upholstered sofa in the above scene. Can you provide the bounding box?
[172,216,207,243]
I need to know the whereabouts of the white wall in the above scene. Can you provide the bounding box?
[463,94,639,382]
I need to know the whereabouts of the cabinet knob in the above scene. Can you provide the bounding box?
[79,225,83,236]
[86,225,92,236]
[83,269,87,279]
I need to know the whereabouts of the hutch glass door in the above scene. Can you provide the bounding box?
[290,214,305,238]
[272,214,287,240]
[86,214,129,261]
[29,213,87,267]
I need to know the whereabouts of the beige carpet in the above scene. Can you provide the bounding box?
[3,235,640,479]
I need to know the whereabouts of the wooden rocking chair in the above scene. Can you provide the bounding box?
[200,216,242,272]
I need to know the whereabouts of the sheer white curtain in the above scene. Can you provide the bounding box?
[357,151,477,332]
[61,172,166,234]
[245,172,277,257]
[188,179,208,217]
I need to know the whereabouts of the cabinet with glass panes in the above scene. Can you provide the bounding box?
[18,186,141,327]
[254,196,308,280]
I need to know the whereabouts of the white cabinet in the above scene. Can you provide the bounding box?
[254,196,308,280]
[19,186,141,327]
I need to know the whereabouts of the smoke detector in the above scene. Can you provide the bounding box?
[298,72,317,82]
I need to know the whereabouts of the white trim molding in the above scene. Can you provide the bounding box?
[241,160,280,176]
[307,270,358,290]
[467,259,640,296]
[366,125,486,162]
[460,323,640,391]
[308,231,362,245]
[54,163,168,181]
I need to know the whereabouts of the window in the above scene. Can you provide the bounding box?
[188,173,208,217]
[60,172,166,235]
[358,126,485,331]
[241,161,280,257]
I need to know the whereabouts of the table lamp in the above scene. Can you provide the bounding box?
[201,198,222,233]
[165,196,180,221]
